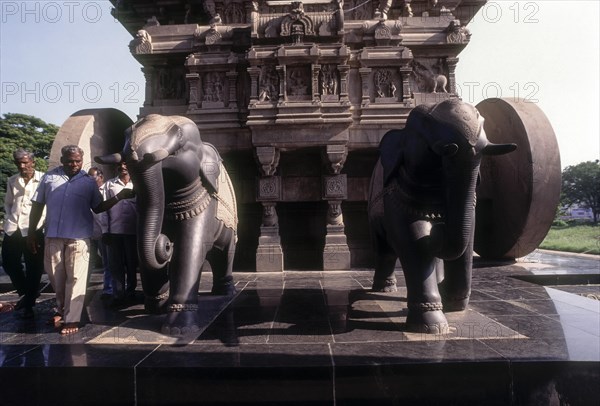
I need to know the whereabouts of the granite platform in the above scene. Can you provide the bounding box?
[0,250,598,405]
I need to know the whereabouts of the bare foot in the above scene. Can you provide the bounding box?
[47,313,63,328]
[60,323,79,335]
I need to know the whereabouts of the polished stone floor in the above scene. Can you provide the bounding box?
[0,250,598,405]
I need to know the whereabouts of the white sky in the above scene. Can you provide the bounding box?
[1,0,598,168]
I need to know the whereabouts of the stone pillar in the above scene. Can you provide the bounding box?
[142,66,154,106]
[322,145,351,270]
[400,64,412,102]
[338,64,350,104]
[276,65,286,104]
[446,57,459,95]
[186,73,200,111]
[226,70,238,108]
[248,66,261,105]
[255,146,284,272]
[312,63,321,102]
[359,67,372,106]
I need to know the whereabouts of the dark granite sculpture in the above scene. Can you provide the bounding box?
[96,114,237,335]
[368,99,516,333]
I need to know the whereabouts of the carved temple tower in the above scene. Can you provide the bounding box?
[111,0,486,271]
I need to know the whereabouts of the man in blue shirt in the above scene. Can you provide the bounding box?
[27,145,133,335]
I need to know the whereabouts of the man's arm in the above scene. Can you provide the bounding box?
[26,201,44,254]
[3,177,15,216]
[92,188,135,214]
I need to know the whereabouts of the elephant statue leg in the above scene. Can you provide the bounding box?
[162,212,214,335]
[140,267,169,314]
[372,248,398,292]
[396,220,449,334]
[439,238,473,311]
[207,225,237,296]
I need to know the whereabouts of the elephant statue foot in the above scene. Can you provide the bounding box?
[406,303,449,334]
[162,306,201,336]
[372,275,397,292]
[211,275,236,295]
[144,291,169,314]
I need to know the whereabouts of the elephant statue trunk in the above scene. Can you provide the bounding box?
[430,161,479,261]
[134,162,173,270]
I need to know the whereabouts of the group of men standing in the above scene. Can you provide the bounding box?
[1,145,137,335]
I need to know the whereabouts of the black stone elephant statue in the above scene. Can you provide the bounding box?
[368,99,516,333]
[96,114,238,335]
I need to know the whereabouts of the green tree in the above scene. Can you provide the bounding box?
[0,113,58,221]
[561,160,600,223]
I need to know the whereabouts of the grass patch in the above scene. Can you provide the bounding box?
[540,223,600,255]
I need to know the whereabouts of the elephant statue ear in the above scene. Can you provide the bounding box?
[198,142,222,194]
[379,129,405,186]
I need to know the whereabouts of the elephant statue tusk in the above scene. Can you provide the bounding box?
[94,152,123,165]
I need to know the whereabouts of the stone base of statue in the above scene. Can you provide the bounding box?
[256,226,284,272]
[1,251,598,405]
[323,224,351,271]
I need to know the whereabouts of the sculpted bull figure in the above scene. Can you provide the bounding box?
[96,114,237,335]
[368,99,516,333]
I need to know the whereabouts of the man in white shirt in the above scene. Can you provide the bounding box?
[1,148,46,318]
[103,160,138,306]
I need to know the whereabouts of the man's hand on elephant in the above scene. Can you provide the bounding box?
[117,188,136,200]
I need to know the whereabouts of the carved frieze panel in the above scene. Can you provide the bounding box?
[374,69,398,100]
[202,71,226,107]
[319,64,340,100]
[154,66,186,100]
[258,65,280,102]
[411,58,448,94]
[286,66,311,100]
[254,0,340,40]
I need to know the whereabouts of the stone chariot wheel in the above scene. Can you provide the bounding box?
[474,98,561,259]
[49,108,133,178]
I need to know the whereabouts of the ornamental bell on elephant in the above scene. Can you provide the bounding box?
[368,99,516,334]
[96,114,238,336]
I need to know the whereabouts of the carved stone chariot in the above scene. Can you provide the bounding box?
[107,0,559,271]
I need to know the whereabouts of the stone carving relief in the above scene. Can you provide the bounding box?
[446,20,471,44]
[327,202,344,226]
[129,29,152,54]
[342,0,370,20]
[203,72,225,104]
[155,67,186,100]
[262,202,279,226]
[320,64,339,97]
[223,2,245,24]
[287,66,310,99]
[281,2,315,44]
[374,69,397,98]
[411,59,448,93]
[323,174,348,200]
[258,65,279,102]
